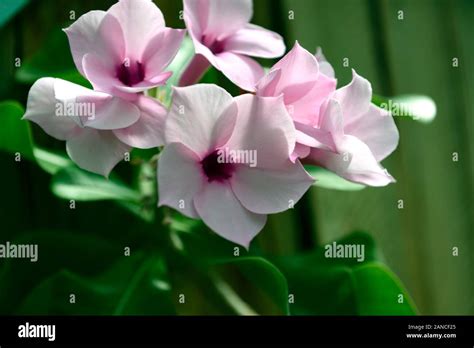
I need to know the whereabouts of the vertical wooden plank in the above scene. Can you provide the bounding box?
[281,0,406,258]
[282,0,473,314]
[377,0,472,314]
[452,0,474,314]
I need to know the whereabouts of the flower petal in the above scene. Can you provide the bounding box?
[205,0,253,41]
[113,73,172,94]
[158,143,203,218]
[232,160,314,214]
[214,52,264,92]
[227,94,296,169]
[295,122,334,151]
[315,47,335,78]
[344,104,399,162]
[290,143,311,162]
[54,78,140,130]
[141,28,186,80]
[271,42,320,97]
[23,78,80,140]
[185,19,264,91]
[106,0,165,57]
[255,68,282,97]
[82,53,121,95]
[114,96,167,148]
[66,129,130,177]
[165,84,237,156]
[194,181,266,248]
[64,10,124,76]
[333,69,372,121]
[183,0,207,37]
[262,42,337,125]
[307,135,395,187]
[224,23,285,58]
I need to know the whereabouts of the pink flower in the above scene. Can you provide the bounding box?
[158,84,313,247]
[315,47,335,78]
[304,70,399,186]
[64,0,185,97]
[23,78,166,176]
[182,0,285,91]
[255,42,337,161]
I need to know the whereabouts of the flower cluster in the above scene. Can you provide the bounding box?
[23,0,399,247]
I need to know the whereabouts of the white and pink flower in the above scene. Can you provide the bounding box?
[304,71,400,186]
[23,78,166,176]
[255,42,337,161]
[182,0,285,91]
[158,84,313,247]
[64,0,185,97]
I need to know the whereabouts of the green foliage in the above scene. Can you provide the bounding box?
[305,165,365,191]
[167,217,415,315]
[33,147,73,175]
[51,166,141,202]
[0,0,29,28]
[0,100,73,174]
[212,256,290,315]
[272,232,417,315]
[0,100,34,160]
[15,28,89,87]
[0,1,421,316]
[0,231,174,315]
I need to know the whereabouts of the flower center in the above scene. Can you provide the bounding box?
[202,35,225,54]
[201,150,235,183]
[117,60,145,86]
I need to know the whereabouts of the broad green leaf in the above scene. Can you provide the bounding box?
[372,94,436,124]
[171,222,289,315]
[0,100,34,160]
[212,256,290,315]
[113,255,175,315]
[15,28,89,87]
[16,253,176,315]
[173,218,251,261]
[0,100,74,174]
[0,231,123,314]
[305,165,365,191]
[272,232,417,315]
[116,200,155,223]
[33,147,73,175]
[0,0,29,28]
[51,166,140,202]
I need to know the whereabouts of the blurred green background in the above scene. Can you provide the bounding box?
[0,0,472,315]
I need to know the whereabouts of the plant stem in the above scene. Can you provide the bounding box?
[179,54,211,86]
[209,271,259,316]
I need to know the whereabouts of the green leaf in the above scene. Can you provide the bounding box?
[212,256,290,315]
[156,36,195,107]
[0,0,29,28]
[0,231,123,314]
[15,28,89,87]
[305,165,365,191]
[32,147,73,175]
[0,100,74,175]
[51,166,141,202]
[173,218,250,261]
[170,222,289,315]
[16,253,176,315]
[0,100,34,160]
[372,94,437,124]
[272,232,417,315]
[112,255,175,315]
